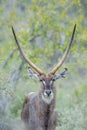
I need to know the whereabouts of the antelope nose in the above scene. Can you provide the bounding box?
[45,90,51,96]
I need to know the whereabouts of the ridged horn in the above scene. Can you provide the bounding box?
[12,26,43,75]
[50,24,76,75]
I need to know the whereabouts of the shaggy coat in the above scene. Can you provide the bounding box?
[21,84,57,130]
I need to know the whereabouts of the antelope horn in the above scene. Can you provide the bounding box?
[12,26,43,75]
[50,24,76,75]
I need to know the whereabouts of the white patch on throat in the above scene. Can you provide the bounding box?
[41,92,54,104]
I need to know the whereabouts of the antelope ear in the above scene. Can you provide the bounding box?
[27,67,40,80]
[52,68,68,81]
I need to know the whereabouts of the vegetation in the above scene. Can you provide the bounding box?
[0,0,87,130]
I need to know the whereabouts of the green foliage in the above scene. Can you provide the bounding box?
[0,0,87,130]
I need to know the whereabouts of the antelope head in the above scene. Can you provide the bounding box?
[12,24,76,104]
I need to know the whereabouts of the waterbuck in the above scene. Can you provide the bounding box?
[12,24,76,130]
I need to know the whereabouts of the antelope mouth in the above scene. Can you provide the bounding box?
[41,92,54,104]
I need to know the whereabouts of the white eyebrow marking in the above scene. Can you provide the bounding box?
[42,80,46,85]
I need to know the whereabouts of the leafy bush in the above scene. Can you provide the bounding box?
[0,0,87,130]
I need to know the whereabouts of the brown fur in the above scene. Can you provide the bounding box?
[21,83,57,130]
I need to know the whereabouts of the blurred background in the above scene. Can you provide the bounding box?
[0,0,87,130]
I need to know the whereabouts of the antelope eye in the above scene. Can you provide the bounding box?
[40,79,46,86]
[40,79,43,82]
[40,78,44,82]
